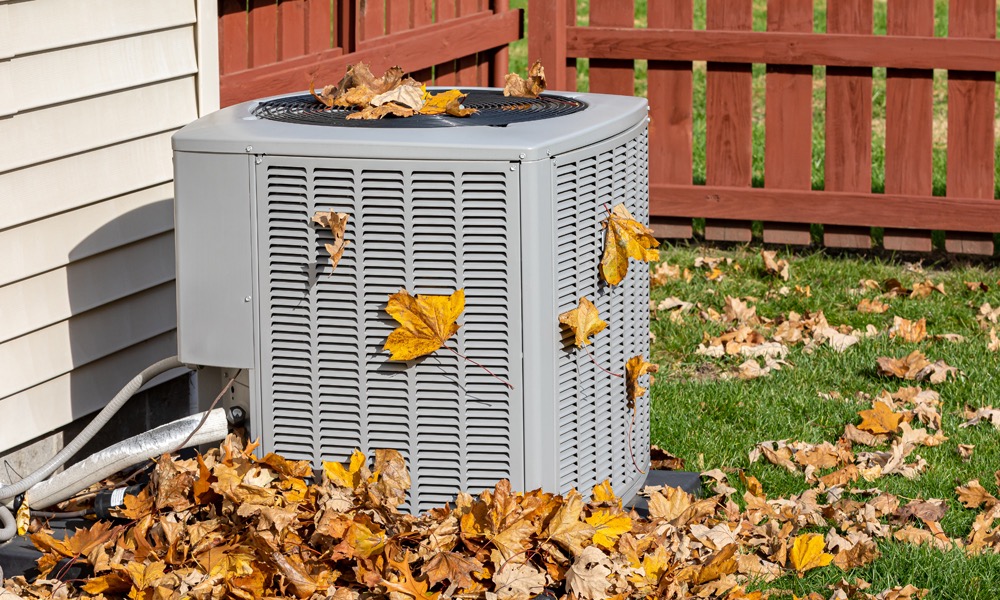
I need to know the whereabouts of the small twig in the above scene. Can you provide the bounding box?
[627,407,647,475]
[443,346,513,389]
[583,347,623,378]
[171,370,243,454]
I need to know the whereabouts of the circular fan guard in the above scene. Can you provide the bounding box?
[252,90,587,128]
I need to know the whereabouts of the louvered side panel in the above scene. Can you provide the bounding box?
[314,167,364,461]
[552,123,650,497]
[256,157,522,513]
[262,165,316,461]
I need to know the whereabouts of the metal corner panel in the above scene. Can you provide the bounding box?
[516,158,560,492]
[173,151,254,367]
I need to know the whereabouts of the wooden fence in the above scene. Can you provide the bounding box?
[530,0,1000,254]
[218,0,519,107]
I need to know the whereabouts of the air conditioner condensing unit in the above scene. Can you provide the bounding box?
[172,89,652,511]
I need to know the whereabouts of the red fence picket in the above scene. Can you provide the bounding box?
[219,0,520,107]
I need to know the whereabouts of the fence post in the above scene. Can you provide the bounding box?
[249,0,279,68]
[490,0,511,87]
[527,0,570,90]
[705,0,754,243]
[647,0,694,240]
[306,0,332,54]
[762,0,814,246]
[219,0,250,75]
[945,0,996,255]
[823,0,873,249]
[589,1,634,96]
[883,0,934,252]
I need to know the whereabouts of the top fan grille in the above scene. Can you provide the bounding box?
[252,89,587,128]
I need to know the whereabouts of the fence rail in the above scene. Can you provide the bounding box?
[529,0,1000,254]
[219,0,518,107]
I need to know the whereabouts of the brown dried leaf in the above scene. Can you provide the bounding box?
[313,210,350,271]
[956,480,999,509]
[492,562,545,600]
[761,250,790,281]
[649,445,685,470]
[545,491,595,557]
[503,59,546,98]
[346,103,416,120]
[889,317,927,343]
[957,443,976,462]
[422,551,482,589]
[961,405,1000,429]
[858,298,890,314]
[565,545,612,599]
[910,279,946,298]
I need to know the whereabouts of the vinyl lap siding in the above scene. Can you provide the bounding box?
[0,0,216,452]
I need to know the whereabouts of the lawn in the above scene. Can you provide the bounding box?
[647,244,1000,597]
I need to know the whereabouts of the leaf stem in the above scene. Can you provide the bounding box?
[627,407,647,475]
[444,346,514,389]
[584,347,623,378]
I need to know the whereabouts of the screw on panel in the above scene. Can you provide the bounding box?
[245,145,253,152]
[519,153,526,159]
[244,295,252,302]
[510,166,517,171]
[255,156,263,164]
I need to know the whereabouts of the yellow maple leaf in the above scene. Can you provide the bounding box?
[586,510,632,549]
[591,479,619,505]
[629,545,669,589]
[352,520,387,558]
[625,355,659,407]
[600,203,660,286]
[788,533,833,575]
[15,499,29,536]
[420,89,470,116]
[323,448,367,488]
[559,297,608,347]
[545,490,596,557]
[857,402,903,435]
[383,288,464,361]
[312,210,350,271]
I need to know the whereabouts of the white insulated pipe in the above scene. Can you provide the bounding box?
[24,408,228,510]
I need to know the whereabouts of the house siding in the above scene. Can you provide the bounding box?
[0,0,219,452]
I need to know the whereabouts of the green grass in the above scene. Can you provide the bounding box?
[507,0,1000,203]
[649,243,1000,598]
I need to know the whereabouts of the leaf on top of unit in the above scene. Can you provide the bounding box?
[503,59,547,98]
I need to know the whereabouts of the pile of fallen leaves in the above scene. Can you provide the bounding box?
[307,60,546,121]
[4,436,960,600]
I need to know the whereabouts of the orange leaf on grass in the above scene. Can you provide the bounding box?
[857,402,904,435]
